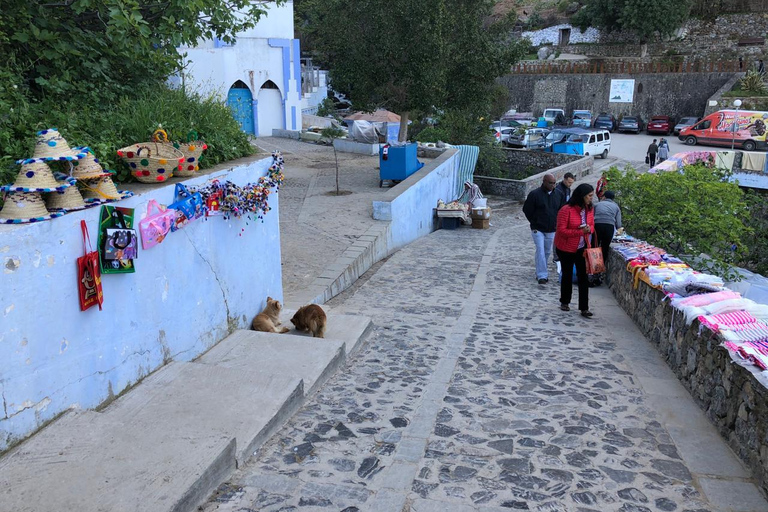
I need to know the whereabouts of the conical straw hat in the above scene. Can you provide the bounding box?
[3,162,74,192]
[46,185,88,211]
[17,129,88,164]
[0,191,64,224]
[79,176,123,201]
[71,148,112,179]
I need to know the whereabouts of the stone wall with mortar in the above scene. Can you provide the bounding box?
[499,72,735,120]
[0,155,283,453]
[475,153,593,201]
[607,250,768,494]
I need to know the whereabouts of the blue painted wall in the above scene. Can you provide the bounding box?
[372,149,461,252]
[0,156,283,452]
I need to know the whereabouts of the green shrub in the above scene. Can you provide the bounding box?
[739,71,768,96]
[0,85,253,185]
[605,164,750,279]
[414,127,450,143]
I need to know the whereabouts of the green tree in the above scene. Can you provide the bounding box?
[604,164,750,278]
[573,0,692,41]
[302,0,526,141]
[1,0,277,100]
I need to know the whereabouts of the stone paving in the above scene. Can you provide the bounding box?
[202,195,768,512]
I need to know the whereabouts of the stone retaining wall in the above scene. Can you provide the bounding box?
[607,251,768,494]
[475,153,592,201]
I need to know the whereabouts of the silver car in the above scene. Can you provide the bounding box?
[674,117,700,135]
[507,128,549,149]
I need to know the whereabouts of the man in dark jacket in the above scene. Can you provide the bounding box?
[647,139,658,167]
[523,173,563,284]
[555,172,575,205]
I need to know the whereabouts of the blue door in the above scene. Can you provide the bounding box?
[227,83,254,135]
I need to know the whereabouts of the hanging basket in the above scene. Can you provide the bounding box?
[165,130,208,178]
[117,136,184,184]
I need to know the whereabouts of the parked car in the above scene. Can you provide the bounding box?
[646,115,674,135]
[679,109,768,151]
[490,126,518,146]
[593,112,618,132]
[618,115,645,134]
[543,108,565,124]
[544,128,612,159]
[507,127,550,149]
[674,116,700,135]
[571,110,592,128]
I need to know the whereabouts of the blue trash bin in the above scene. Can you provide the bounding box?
[379,143,424,187]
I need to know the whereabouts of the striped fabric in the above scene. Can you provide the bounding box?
[699,311,758,331]
[454,145,479,200]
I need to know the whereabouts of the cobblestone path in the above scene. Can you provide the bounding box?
[202,201,751,512]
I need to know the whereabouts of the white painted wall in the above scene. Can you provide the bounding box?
[258,87,284,134]
[178,0,303,134]
[522,24,601,46]
[0,156,283,452]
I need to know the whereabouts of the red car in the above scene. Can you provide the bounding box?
[646,116,674,135]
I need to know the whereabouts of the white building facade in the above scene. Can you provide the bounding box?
[178,1,323,136]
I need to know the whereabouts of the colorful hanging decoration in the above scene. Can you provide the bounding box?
[180,151,285,223]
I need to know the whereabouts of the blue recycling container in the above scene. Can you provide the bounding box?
[379,143,424,186]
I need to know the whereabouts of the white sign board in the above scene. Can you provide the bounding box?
[609,79,635,103]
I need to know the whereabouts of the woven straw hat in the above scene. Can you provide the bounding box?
[79,176,132,202]
[71,148,112,179]
[2,162,75,193]
[16,129,88,164]
[45,184,92,212]
[0,191,64,224]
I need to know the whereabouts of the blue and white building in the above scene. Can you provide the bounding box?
[177,1,326,136]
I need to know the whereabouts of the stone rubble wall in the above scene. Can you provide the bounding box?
[499,72,734,120]
[474,152,592,201]
[606,249,768,494]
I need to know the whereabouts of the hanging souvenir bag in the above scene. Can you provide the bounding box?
[168,183,204,232]
[584,236,605,275]
[139,199,175,249]
[98,205,137,274]
[77,220,104,311]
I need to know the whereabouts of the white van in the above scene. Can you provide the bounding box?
[548,128,611,158]
[580,129,611,159]
[543,108,565,123]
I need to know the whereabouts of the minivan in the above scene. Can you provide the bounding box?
[546,128,611,158]
[679,110,768,151]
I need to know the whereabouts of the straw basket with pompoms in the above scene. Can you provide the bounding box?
[117,131,184,184]
[152,128,208,178]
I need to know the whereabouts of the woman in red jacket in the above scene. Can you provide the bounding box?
[555,183,596,317]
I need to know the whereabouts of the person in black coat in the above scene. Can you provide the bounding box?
[523,174,564,284]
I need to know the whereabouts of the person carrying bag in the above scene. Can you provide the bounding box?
[555,183,596,318]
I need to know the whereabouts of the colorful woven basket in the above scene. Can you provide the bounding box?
[117,139,184,184]
[16,129,89,164]
[171,130,208,177]
[0,191,64,224]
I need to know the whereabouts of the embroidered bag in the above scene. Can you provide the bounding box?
[169,183,204,231]
[584,236,605,274]
[77,220,103,311]
[139,199,175,249]
[98,206,136,274]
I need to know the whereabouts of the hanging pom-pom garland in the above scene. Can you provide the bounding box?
[182,151,285,225]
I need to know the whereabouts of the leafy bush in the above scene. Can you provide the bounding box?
[316,98,337,118]
[604,164,751,279]
[742,190,768,276]
[0,85,254,185]
[414,127,450,143]
[739,71,768,96]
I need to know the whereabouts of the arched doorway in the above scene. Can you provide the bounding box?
[257,80,283,136]
[227,80,254,135]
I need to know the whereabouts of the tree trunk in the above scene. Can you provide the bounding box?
[398,111,410,142]
[333,144,340,195]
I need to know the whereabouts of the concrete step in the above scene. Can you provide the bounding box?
[277,308,374,355]
[0,409,236,512]
[99,361,304,466]
[0,312,373,512]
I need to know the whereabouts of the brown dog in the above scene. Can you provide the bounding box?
[290,304,327,338]
[251,297,290,333]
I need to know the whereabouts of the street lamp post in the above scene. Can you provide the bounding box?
[731,99,743,150]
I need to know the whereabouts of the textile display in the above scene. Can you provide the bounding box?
[741,152,767,172]
[613,232,768,373]
[77,220,103,311]
[715,151,736,171]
